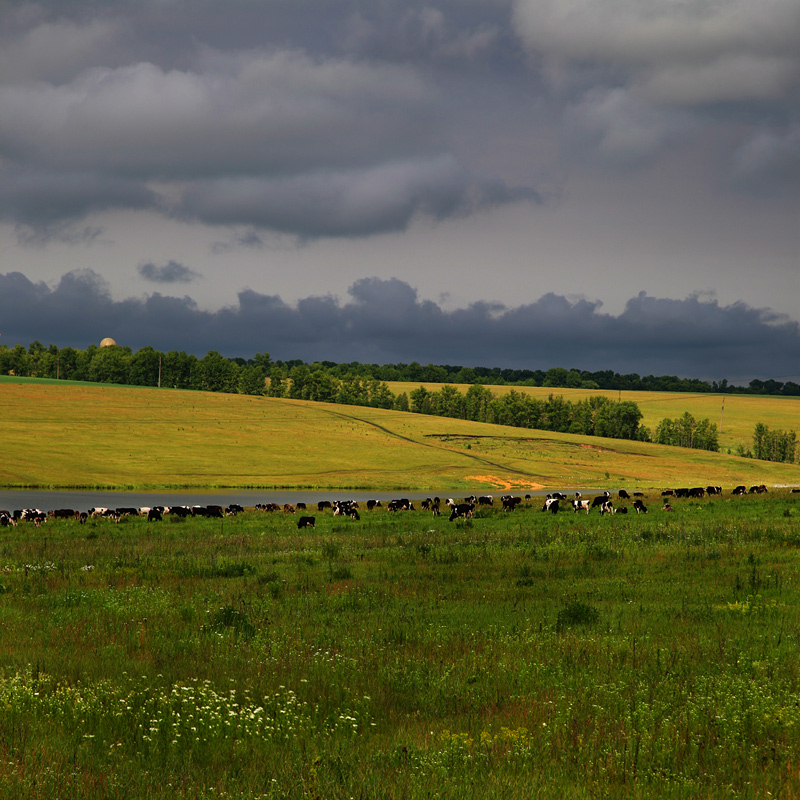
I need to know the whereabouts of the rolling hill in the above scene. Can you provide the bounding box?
[2,377,799,491]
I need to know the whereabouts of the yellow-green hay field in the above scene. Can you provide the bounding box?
[387,381,800,454]
[2,378,799,491]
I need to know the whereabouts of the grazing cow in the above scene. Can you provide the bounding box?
[283,504,295,514]
[296,502,307,510]
[226,504,244,515]
[590,495,609,509]
[431,504,440,517]
[502,495,522,511]
[89,507,109,517]
[618,489,631,499]
[749,484,768,494]
[706,486,722,495]
[79,512,89,524]
[297,516,316,529]
[663,503,674,512]
[542,498,560,513]
[0,512,16,527]
[661,490,674,497]
[633,499,648,514]
[168,505,191,517]
[572,499,590,514]
[192,505,223,518]
[147,508,163,522]
[449,502,475,521]
[688,487,705,498]
[318,501,333,512]
[732,485,747,495]
[551,492,567,501]
[478,495,494,506]
[50,508,78,520]
[633,492,644,497]
[334,500,359,517]
[674,488,689,498]
[388,498,414,512]
[600,500,614,515]
[366,500,382,510]
[614,506,628,514]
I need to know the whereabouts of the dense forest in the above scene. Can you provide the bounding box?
[1,341,796,462]
[1,340,798,396]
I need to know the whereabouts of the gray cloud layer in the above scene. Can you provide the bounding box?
[2,0,797,241]
[2,271,797,383]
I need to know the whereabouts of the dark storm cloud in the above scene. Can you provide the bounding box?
[2,0,796,242]
[137,260,201,284]
[178,157,539,238]
[0,3,540,238]
[0,169,159,236]
[1,271,797,382]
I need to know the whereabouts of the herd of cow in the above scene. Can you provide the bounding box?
[0,483,783,530]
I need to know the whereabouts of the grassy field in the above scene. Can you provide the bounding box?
[386,382,800,455]
[2,377,800,491]
[1,491,799,798]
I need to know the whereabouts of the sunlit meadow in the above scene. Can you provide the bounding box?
[1,490,800,798]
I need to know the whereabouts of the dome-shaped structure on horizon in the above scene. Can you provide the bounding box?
[99,337,117,348]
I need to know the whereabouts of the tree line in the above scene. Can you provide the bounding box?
[0,340,797,396]
[736,424,798,464]
[1,341,795,459]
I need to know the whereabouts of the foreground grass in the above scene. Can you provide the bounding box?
[3,379,800,491]
[1,491,799,798]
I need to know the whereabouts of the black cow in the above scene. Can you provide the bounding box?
[449,503,474,521]
[542,498,560,513]
[147,508,163,522]
[297,516,316,529]
[732,485,747,495]
[618,489,630,499]
[633,499,648,514]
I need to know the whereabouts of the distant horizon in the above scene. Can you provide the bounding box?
[2,0,797,384]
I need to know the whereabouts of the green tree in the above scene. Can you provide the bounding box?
[238,365,266,396]
[367,378,394,409]
[464,384,493,422]
[393,392,409,412]
[128,346,162,386]
[88,346,131,384]
[197,351,239,393]
[409,386,433,415]
[432,385,465,419]
[267,366,287,398]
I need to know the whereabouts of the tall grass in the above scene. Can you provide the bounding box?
[1,491,799,797]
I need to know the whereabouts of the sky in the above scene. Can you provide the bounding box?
[1,0,798,382]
